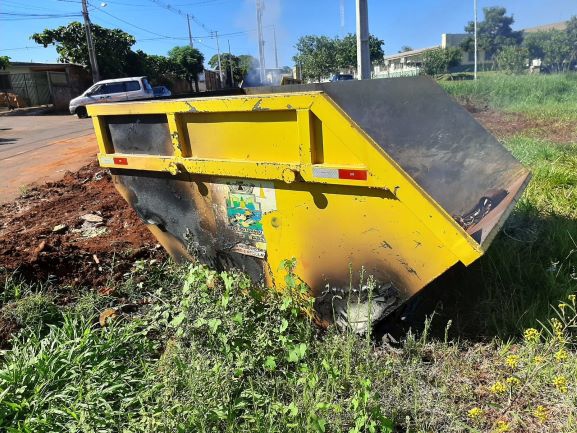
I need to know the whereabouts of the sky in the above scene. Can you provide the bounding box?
[1,0,576,68]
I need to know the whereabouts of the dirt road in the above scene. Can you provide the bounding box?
[0,115,97,203]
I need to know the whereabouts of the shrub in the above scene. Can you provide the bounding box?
[496,46,530,74]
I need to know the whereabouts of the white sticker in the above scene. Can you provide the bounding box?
[100,156,113,165]
[313,167,339,179]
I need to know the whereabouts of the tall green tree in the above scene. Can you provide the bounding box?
[461,7,523,63]
[421,47,461,76]
[524,30,572,72]
[31,22,136,78]
[237,55,259,84]
[565,16,577,64]
[293,35,338,82]
[0,56,10,70]
[168,46,204,92]
[335,33,385,70]
[208,53,243,86]
[125,50,178,86]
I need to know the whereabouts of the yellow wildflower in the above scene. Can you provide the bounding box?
[494,420,510,432]
[505,354,519,369]
[533,405,548,422]
[506,376,521,387]
[569,294,576,305]
[558,303,567,313]
[524,328,540,344]
[554,349,568,363]
[534,355,545,364]
[551,318,564,341]
[467,407,484,420]
[490,381,507,394]
[553,375,568,393]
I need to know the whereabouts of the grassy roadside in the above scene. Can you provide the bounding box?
[1,73,576,432]
[432,74,577,336]
[441,73,577,120]
[1,262,576,432]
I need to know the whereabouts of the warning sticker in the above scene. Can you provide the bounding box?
[219,180,276,258]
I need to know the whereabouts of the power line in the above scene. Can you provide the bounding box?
[135,25,273,42]
[173,0,235,6]
[3,0,70,12]
[88,2,181,39]
[0,46,45,52]
[0,12,81,20]
[148,0,212,33]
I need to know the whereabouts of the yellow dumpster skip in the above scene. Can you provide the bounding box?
[88,77,530,326]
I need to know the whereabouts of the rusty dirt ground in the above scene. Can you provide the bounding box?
[0,162,167,289]
[0,106,569,293]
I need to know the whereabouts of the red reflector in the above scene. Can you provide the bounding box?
[338,169,367,181]
[113,157,128,165]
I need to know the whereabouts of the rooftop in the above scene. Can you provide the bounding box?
[383,46,440,61]
[523,21,568,33]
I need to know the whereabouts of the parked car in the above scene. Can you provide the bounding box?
[330,74,354,82]
[153,86,172,98]
[69,76,154,118]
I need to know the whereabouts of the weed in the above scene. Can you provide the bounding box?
[441,73,577,120]
[0,314,157,432]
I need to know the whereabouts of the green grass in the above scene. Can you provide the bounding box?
[441,73,577,120]
[439,135,577,337]
[410,73,577,337]
[1,262,576,432]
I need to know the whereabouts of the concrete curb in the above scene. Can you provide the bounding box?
[0,105,57,117]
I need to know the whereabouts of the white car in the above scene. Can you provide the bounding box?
[69,76,154,118]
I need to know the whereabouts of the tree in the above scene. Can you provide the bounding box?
[524,30,572,73]
[565,16,577,64]
[495,46,529,74]
[462,7,523,63]
[0,56,10,70]
[280,66,292,74]
[293,35,338,82]
[168,46,204,92]
[421,47,461,76]
[31,21,136,78]
[399,46,413,53]
[208,53,242,86]
[335,33,385,70]
[238,55,259,85]
[125,50,178,86]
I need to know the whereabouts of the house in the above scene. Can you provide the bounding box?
[0,62,91,109]
[374,21,569,77]
[374,33,492,78]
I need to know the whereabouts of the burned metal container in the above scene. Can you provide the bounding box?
[88,77,530,326]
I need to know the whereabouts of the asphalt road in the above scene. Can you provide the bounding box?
[0,114,98,203]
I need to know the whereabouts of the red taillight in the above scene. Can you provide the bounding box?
[113,157,128,165]
[338,169,367,180]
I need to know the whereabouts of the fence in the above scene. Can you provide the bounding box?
[373,68,421,79]
[0,72,56,106]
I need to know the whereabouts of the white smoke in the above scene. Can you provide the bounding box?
[235,0,288,85]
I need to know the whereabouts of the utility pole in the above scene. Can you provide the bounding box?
[228,39,234,87]
[273,25,279,69]
[356,0,370,80]
[187,14,194,48]
[339,0,345,36]
[256,0,266,84]
[82,0,100,83]
[214,31,224,87]
[474,0,478,80]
